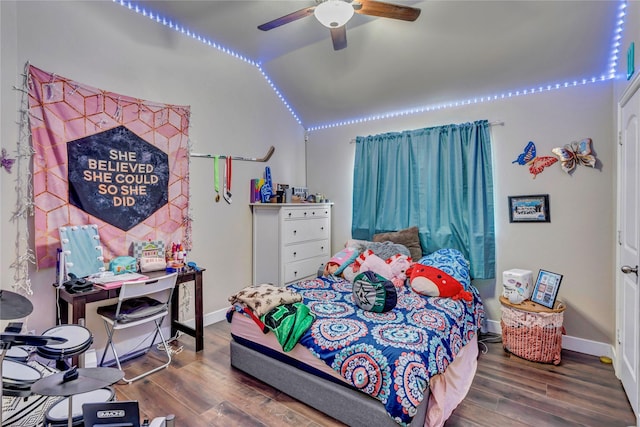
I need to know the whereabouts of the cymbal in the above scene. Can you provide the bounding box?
[0,290,33,319]
[1,333,67,347]
[31,367,124,397]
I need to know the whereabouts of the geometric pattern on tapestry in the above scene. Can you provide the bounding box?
[28,65,191,269]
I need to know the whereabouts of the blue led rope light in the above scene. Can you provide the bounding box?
[116,0,626,133]
[113,0,303,125]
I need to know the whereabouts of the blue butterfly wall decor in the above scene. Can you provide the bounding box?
[512,141,558,178]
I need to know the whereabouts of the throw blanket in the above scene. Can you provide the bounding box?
[289,276,484,426]
[228,283,302,317]
[261,302,316,352]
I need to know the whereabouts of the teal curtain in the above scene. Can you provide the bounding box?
[352,120,495,279]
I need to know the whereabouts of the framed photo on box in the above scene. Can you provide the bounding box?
[508,194,550,223]
[531,269,563,308]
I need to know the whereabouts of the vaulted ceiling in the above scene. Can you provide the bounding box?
[130,1,622,129]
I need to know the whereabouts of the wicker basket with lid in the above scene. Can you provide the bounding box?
[499,296,566,365]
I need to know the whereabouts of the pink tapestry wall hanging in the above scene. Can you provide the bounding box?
[28,65,191,270]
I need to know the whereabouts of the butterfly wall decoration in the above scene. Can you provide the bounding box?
[512,141,558,178]
[0,148,15,173]
[552,138,597,174]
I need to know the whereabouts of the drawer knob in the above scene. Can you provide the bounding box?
[294,271,298,277]
[304,212,307,216]
[288,212,292,217]
[293,230,297,235]
[321,226,324,230]
[293,252,297,257]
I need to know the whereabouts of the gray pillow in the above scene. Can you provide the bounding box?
[372,226,423,260]
[365,241,410,260]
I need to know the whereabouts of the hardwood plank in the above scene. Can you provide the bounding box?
[153,360,228,414]
[445,399,531,427]
[115,378,208,425]
[198,401,269,427]
[546,382,635,423]
[110,323,636,426]
[472,362,632,426]
[494,397,584,427]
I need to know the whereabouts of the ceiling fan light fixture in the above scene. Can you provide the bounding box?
[314,0,354,28]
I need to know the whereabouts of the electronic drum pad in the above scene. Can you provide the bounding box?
[0,290,33,320]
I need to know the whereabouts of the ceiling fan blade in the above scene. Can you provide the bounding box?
[355,0,421,21]
[330,26,347,50]
[258,6,316,31]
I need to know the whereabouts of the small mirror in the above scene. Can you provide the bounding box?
[58,224,104,278]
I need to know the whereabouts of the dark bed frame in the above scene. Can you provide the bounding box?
[230,338,429,427]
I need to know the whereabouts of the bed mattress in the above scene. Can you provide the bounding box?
[229,309,478,427]
[230,311,345,381]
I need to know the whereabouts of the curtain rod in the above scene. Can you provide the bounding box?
[348,121,505,143]
[190,146,275,162]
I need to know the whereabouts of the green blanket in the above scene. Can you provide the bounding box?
[261,302,315,352]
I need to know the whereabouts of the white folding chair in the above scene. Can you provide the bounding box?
[97,273,178,383]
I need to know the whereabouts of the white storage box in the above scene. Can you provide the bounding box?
[502,269,533,304]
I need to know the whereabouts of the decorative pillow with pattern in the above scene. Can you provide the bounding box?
[417,248,472,290]
[352,271,397,312]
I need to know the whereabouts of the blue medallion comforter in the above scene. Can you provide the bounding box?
[288,273,484,426]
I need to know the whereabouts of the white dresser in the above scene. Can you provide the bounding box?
[251,203,332,286]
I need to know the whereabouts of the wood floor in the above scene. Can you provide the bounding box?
[113,321,637,427]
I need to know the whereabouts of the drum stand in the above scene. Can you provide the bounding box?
[31,366,124,427]
[1,291,124,427]
[1,290,34,427]
[1,342,7,426]
[61,369,79,427]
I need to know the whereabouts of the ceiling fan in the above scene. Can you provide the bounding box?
[257,0,421,51]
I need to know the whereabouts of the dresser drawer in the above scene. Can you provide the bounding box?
[285,256,328,284]
[282,218,329,244]
[283,207,331,220]
[253,203,332,287]
[283,240,330,264]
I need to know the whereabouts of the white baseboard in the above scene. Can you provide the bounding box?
[179,308,227,330]
[205,309,228,325]
[484,318,614,359]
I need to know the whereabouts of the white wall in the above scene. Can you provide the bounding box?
[0,1,306,353]
[0,0,628,354]
[306,82,616,345]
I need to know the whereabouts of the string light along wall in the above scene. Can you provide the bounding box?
[114,0,628,133]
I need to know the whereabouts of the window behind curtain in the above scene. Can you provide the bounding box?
[352,120,495,279]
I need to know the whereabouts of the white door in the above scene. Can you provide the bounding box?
[619,76,640,419]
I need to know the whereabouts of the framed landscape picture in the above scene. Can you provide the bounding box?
[508,194,550,223]
[531,269,563,309]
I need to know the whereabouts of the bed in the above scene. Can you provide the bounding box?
[228,248,484,427]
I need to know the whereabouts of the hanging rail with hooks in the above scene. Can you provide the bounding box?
[190,146,275,162]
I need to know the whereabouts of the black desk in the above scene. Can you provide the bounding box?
[57,269,205,362]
